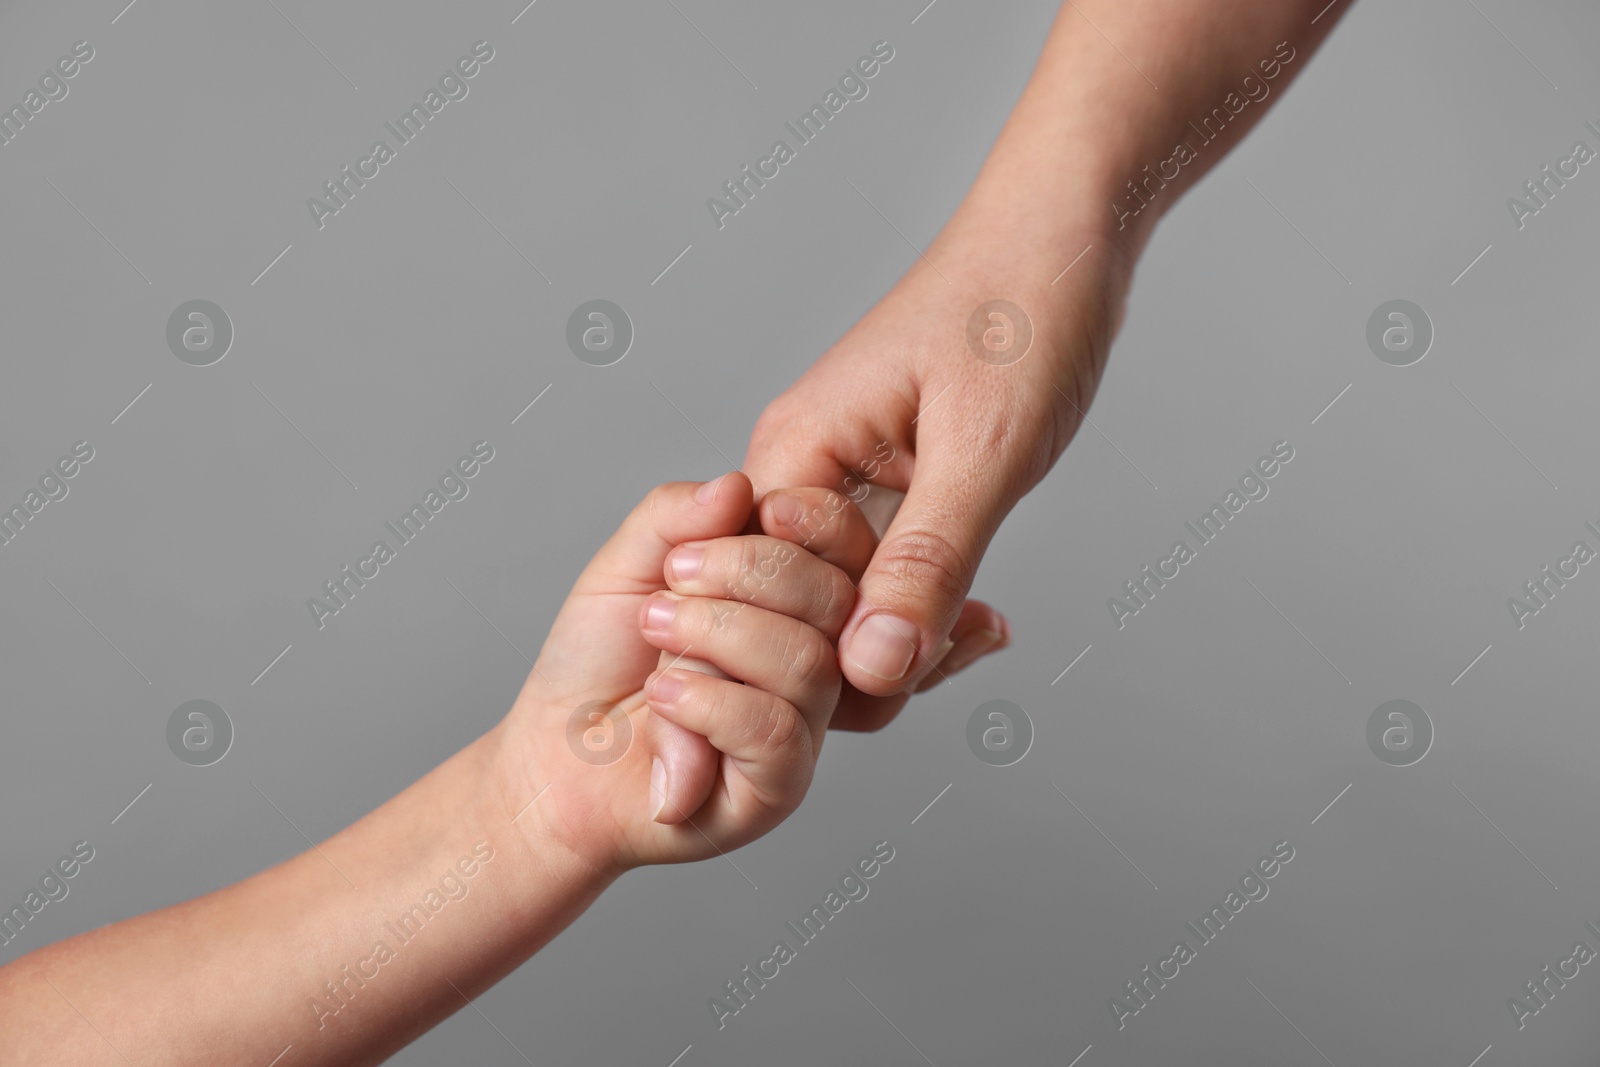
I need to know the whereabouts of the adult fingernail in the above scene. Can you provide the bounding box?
[650,756,669,821]
[941,629,1005,676]
[769,493,804,527]
[846,614,920,683]
[695,474,728,504]
[650,671,683,704]
[668,547,704,582]
[644,597,677,632]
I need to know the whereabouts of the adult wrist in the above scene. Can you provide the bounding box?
[911,186,1134,385]
[939,175,1137,286]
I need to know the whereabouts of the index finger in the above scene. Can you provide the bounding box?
[756,487,878,582]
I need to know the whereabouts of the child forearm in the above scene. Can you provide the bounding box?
[0,726,614,1067]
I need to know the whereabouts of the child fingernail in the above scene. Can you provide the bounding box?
[644,597,677,631]
[768,493,803,527]
[650,671,683,704]
[846,614,920,682]
[695,474,727,504]
[650,757,669,821]
[668,547,704,582]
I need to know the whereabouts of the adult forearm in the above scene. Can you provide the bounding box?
[0,727,614,1067]
[776,3,1352,703]
[938,0,1347,285]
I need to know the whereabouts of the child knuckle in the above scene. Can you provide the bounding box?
[753,698,807,761]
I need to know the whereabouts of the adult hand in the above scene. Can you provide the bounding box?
[744,216,1131,712]
[751,485,1012,733]
[744,0,1341,715]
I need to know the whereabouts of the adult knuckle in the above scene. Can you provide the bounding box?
[875,528,971,605]
[963,403,1050,498]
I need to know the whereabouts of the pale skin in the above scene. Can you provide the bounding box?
[746,0,1349,718]
[0,474,875,1065]
[0,2,1348,1061]
[636,0,1355,819]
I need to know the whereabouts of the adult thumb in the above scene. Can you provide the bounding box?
[838,444,1015,696]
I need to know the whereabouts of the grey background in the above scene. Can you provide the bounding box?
[1,0,1596,1063]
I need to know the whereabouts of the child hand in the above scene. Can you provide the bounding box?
[490,473,868,875]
